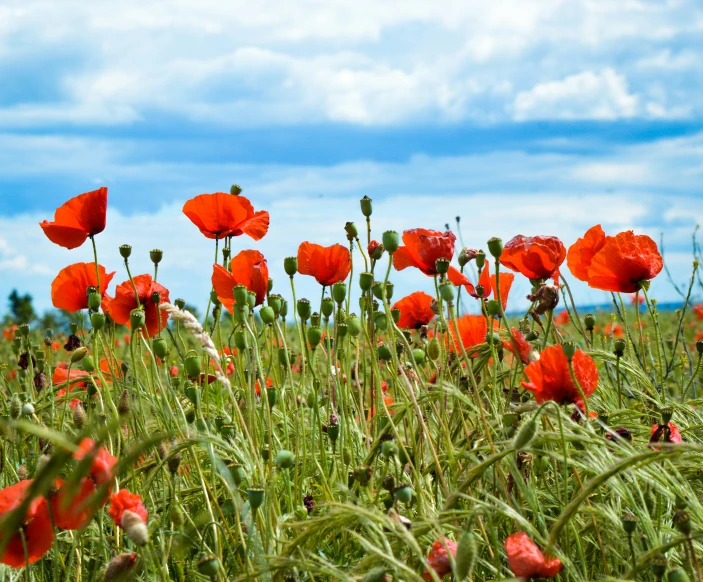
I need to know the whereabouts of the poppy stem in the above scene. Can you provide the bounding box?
[90,235,101,295]
[634,290,647,375]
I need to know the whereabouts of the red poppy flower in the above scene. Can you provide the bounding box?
[212,250,269,311]
[52,367,89,392]
[392,291,435,329]
[51,262,115,313]
[0,480,54,567]
[255,376,274,396]
[694,304,703,320]
[423,539,457,580]
[107,275,170,338]
[650,422,682,449]
[297,242,351,286]
[39,187,108,250]
[447,314,487,354]
[3,325,17,342]
[505,532,562,579]
[503,328,531,365]
[51,477,106,530]
[74,438,118,488]
[604,323,624,338]
[393,229,471,289]
[107,490,148,527]
[368,240,384,260]
[553,310,570,326]
[500,235,566,281]
[521,345,598,410]
[182,193,269,240]
[567,226,663,293]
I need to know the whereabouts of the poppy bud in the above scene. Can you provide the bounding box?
[584,313,596,331]
[284,256,298,277]
[280,299,288,318]
[439,282,455,303]
[175,298,186,310]
[435,258,450,274]
[82,354,95,373]
[247,291,256,310]
[353,274,372,296]
[153,337,168,359]
[428,337,440,360]
[377,344,392,362]
[382,231,399,253]
[122,510,149,546]
[621,512,638,535]
[9,394,20,420]
[485,332,501,344]
[321,297,334,318]
[562,341,576,362]
[87,291,102,311]
[230,184,242,195]
[455,530,477,580]
[103,553,138,582]
[613,338,626,357]
[209,290,221,306]
[368,241,384,261]
[119,244,132,259]
[275,449,295,469]
[267,278,273,293]
[458,248,479,267]
[184,351,201,378]
[233,284,249,307]
[73,401,88,428]
[197,553,220,578]
[412,348,426,364]
[360,196,373,217]
[486,300,501,317]
[118,389,130,416]
[475,250,486,270]
[344,221,358,239]
[347,314,362,337]
[391,308,401,324]
[297,299,311,322]
[487,237,503,259]
[650,553,668,578]
[247,486,265,511]
[70,346,89,363]
[514,418,537,449]
[234,330,247,351]
[260,306,275,325]
[394,484,413,504]
[129,309,145,331]
[307,326,323,349]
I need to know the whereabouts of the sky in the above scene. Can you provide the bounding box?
[0,0,702,318]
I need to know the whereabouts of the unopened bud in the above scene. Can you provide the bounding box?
[121,510,149,546]
[360,196,373,217]
[73,401,88,429]
[70,346,89,363]
[103,553,138,582]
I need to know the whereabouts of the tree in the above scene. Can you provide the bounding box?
[8,290,35,324]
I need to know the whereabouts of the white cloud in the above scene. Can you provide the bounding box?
[513,68,639,120]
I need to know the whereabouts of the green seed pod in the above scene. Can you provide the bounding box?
[525,330,539,341]
[390,307,401,324]
[267,387,278,408]
[196,554,220,578]
[371,282,384,301]
[353,465,372,486]
[381,440,397,458]
[485,332,501,345]
[332,282,347,305]
[584,313,596,331]
[70,346,89,363]
[149,248,163,265]
[88,291,102,311]
[327,423,340,442]
[209,290,221,306]
[673,509,691,536]
[170,505,184,527]
[487,237,503,259]
[280,299,288,318]
[277,348,290,366]
[307,326,323,349]
[275,450,295,470]
[514,418,537,450]
[185,408,196,423]
[475,250,486,270]
[621,512,638,535]
[382,230,399,253]
[247,291,256,310]
[310,312,321,327]
[435,258,450,274]
[284,256,298,276]
[360,195,373,217]
[562,341,577,362]
[119,244,132,259]
[297,299,311,322]
[393,484,413,504]
[81,355,95,373]
[174,298,186,309]
[268,294,282,315]
[230,463,245,486]
[129,309,145,330]
[439,282,455,303]
[10,395,21,419]
[364,567,388,582]
[374,312,388,331]
[359,272,374,292]
[230,184,242,195]
[650,553,668,578]
[347,314,362,337]
[233,284,249,307]
[321,297,334,318]
[455,530,478,580]
[613,338,626,357]
[234,330,247,351]
[428,337,441,360]
[247,487,265,511]
[259,306,275,325]
[153,337,168,359]
[486,300,501,317]
[184,351,201,378]
[412,348,426,365]
[668,568,691,582]
[90,312,105,330]
[337,323,348,338]
[344,221,359,238]
[377,344,392,362]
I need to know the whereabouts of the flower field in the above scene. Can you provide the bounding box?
[0,186,702,581]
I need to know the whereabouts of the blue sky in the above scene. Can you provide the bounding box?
[0,0,702,315]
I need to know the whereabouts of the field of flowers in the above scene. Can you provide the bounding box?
[0,186,701,581]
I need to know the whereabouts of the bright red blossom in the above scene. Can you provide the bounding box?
[39,187,108,249]
[107,275,170,338]
[108,490,148,527]
[505,532,562,579]
[0,480,54,568]
[500,235,566,281]
[51,262,115,312]
[74,438,118,488]
[182,193,269,240]
[567,225,663,293]
[423,539,457,580]
[650,422,682,448]
[447,315,488,355]
[392,291,435,329]
[521,346,598,410]
[503,328,531,365]
[50,477,107,530]
[297,242,351,286]
[212,250,269,311]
